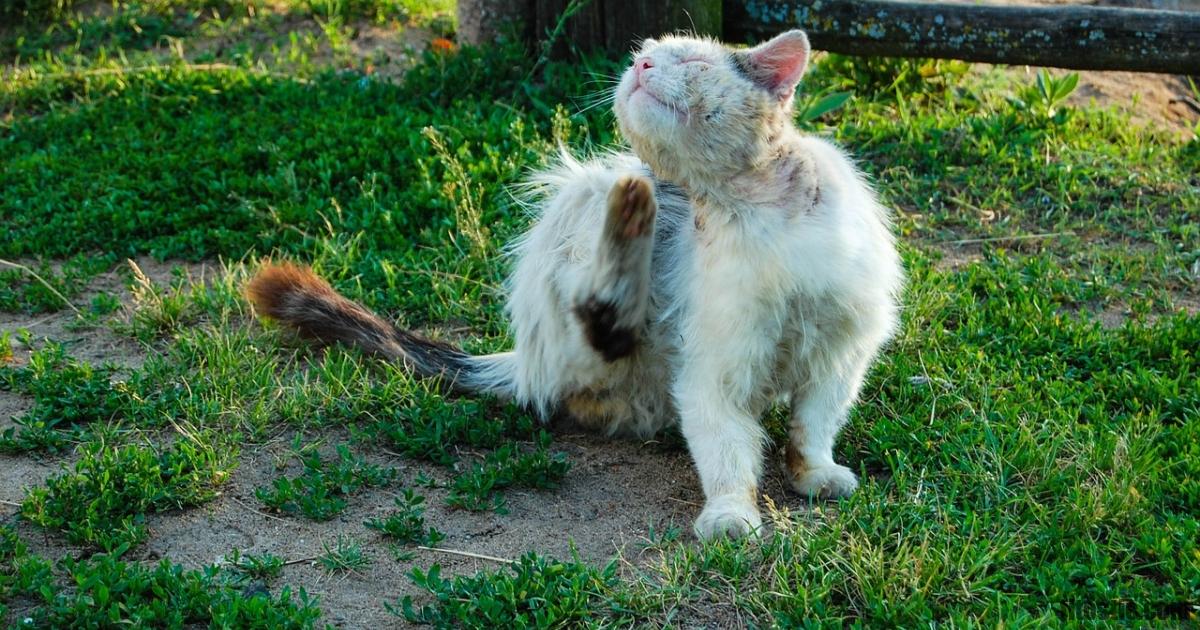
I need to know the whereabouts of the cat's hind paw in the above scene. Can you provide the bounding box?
[605,175,656,241]
[693,494,763,540]
[785,461,859,499]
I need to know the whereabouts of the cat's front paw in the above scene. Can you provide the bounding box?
[785,462,859,499]
[693,494,762,540]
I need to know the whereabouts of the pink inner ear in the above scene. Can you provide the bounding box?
[750,33,809,95]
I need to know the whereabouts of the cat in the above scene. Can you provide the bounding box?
[246,29,903,539]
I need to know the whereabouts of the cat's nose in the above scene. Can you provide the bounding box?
[635,57,653,83]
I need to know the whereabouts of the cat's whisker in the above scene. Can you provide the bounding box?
[581,70,621,87]
[574,89,617,116]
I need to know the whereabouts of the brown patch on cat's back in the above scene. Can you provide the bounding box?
[563,388,632,431]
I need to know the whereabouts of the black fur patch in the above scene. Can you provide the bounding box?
[729,52,756,84]
[574,297,637,362]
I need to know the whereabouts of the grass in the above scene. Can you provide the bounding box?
[316,535,371,575]
[396,554,632,626]
[1,0,1198,626]
[0,341,129,453]
[445,434,571,513]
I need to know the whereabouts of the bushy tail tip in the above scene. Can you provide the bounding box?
[245,263,514,397]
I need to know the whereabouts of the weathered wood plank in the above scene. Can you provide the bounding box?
[725,0,1200,75]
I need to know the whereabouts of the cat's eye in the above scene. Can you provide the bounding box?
[680,57,711,66]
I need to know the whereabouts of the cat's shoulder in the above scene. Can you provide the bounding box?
[792,133,879,207]
[794,134,858,174]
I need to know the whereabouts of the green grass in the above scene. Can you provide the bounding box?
[2,0,1198,626]
[316,535,371,575]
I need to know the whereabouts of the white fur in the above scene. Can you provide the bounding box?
[472,31,902,539]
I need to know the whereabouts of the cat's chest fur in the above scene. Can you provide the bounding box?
[660,188,832,406]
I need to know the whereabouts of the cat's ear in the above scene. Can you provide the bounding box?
[733,30,810,99]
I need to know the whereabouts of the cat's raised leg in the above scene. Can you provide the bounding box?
[782,363,868,498]
[573,175,657,362]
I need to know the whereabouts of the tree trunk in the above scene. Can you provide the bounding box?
[457,0,533,46]
[725,0,1200,75]
[532,0,722,56]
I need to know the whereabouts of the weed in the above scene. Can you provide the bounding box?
[364,488,445,546]
[0,525,55,616]
[23,436,237,551]
[223,549,286,585]
[421,126,493,259]
[794,88,852,128]
[0,332,12,364]
[0,255,111,313]
[1014,69,1080,120]
[256,443,396,520]
[0,342,129,452]
[1,0,78,23]
[367,387,536,467]
[396,554,631,626]
[88,292,122,316]
[124,259,197,341]
[446,434,571,513]
[32,552,323,627]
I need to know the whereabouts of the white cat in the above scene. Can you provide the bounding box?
[247,29,903,539]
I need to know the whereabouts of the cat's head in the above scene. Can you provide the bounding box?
[613,30,811,185]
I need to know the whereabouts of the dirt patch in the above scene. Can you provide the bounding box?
[130,431,703,627]
[1059,68,1195,137]
[969,63,1199,138]
[349,23,438,81]
[0,256,200,371]
[0,257,197,522]
[157,7,439,81]
[929,244,985,273]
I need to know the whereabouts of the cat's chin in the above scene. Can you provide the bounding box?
[630,86,668,108]
[625,88,685,128]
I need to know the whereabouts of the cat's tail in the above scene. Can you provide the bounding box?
[245,263,515,397]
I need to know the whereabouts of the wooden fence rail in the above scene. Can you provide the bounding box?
[724,0,1200,75]
[461,0,1200,74]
